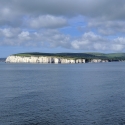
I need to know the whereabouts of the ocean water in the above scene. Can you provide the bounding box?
[0,62,125,125]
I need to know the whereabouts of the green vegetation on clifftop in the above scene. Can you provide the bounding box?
[13,52,125,61]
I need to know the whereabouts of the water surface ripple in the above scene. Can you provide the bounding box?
[0,62,125,125]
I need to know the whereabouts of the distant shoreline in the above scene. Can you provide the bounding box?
[5,52,125,64]
[0,58,6,62]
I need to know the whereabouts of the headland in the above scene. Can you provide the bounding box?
[5,52,125,64]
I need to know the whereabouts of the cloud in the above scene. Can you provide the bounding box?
[0,5,22,27]
[87,19,125,35]
[0,27,125,52]
[71,32,108,51]
[29,15,68,29]
[71,32,125,52]
[0,28,21,38]
[37,29,71,48]
[1,0,125,27]
[0,0,125,53]
[0,28,71,48]
[18,31,31,40]
[1,0,125,19]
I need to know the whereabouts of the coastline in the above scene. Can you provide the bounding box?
[5,55,123,64]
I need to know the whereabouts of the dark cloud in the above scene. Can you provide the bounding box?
[0,0,125,27]
[1,0,125,19]
[1,0,124,19]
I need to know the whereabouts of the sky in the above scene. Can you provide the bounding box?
[1,0,125,57]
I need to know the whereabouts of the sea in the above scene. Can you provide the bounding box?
[0,62,125,125]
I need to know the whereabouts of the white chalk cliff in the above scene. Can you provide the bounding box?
[6,55,109,64]
[5,55,86,64]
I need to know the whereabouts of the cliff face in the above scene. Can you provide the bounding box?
[5,55,109,64]
[5,56,86,64]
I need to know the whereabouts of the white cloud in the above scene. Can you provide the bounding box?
[88,19,125,35]
[71,32,108,50]
[0,28,125,52]
[111,44,124,51]
[71,32,125,52]
[29,15,68,29]
[18,31,30,40]
[0,28,21,38]
[0,28,71,48]
[114,37,125,44]
[38,29,71,48]
[0,29,13,38]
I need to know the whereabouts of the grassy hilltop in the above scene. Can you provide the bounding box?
[13,52,125,61]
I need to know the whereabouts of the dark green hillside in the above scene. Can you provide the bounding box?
[14,52,97,59]
[84,52,125,60]
[13,52,125,60]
